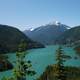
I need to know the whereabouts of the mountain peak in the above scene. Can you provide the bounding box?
[53,21,61,25]
[49,21,61,26]
[24,21,70,45]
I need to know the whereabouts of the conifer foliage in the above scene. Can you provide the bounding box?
[55,46,66,80]
[2,40,36,80]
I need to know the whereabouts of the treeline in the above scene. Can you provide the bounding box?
[37,65,80,80]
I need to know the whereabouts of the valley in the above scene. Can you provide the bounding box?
[0,45,80,80]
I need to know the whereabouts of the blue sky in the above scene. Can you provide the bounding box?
[0,0,80,31]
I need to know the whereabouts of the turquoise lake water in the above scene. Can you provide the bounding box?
[0,45,80,80]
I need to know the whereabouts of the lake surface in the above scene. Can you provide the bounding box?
[0,45,80,80]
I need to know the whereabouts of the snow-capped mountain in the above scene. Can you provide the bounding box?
[24,21,70,45]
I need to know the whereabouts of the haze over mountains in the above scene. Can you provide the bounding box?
[24,21,70,45]
[0,22,80,75]
[0,21,80,54]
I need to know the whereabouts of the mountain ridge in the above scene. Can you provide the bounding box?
[0,24,45,53]
[54,25,80,45]
[24,22,70,45]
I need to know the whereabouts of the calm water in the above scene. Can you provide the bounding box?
[0,45,80,80]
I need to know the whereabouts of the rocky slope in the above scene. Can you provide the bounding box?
[24,21,70,45]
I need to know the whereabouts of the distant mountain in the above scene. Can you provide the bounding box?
[0,24,44,53]
[55,26,80,45]
[24,21,70,45]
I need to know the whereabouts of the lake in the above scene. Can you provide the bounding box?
[0,45,80,80]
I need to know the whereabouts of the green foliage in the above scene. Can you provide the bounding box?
[2,76,15,80]
[2,41,36,80]
[13,41,36,80]
[54,46,67,80]
[37,65,80,80]
[37,46,69,80]
[2,77,8,80]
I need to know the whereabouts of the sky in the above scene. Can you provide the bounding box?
[0,0,80,31]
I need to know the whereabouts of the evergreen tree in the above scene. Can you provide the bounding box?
[2,40,36,80]
[55,46,66,80]
[13,40,36,80]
